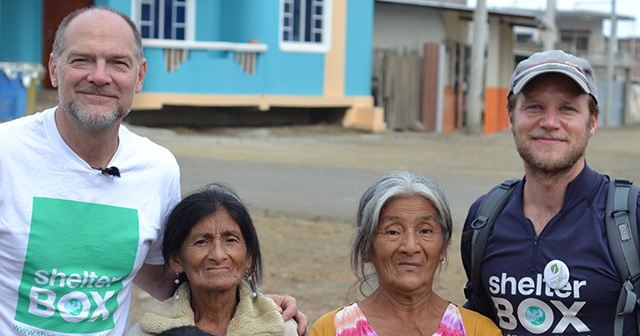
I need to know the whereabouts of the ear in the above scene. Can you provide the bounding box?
[135,58,147,93]
[439,242,448,262]
[48,53,58,88]
[245,254,253,272]
[508,109,514,132]
[588,111,598,138]
[168,254,184,274]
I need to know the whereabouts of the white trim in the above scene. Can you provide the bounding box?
[279,0,333,53]
[131,1,139,28]
[142,39,268,52]
[280,41,330,53]
[132,0,195,41]
[158,0,165,38]
[436,44,445,133]
[186,0,195,41]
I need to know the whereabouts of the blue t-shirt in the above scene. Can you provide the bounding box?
[462,165,640,335]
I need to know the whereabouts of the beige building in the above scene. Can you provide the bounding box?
[372,0,637,133]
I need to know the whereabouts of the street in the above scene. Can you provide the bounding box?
[131,123,640,227]
[127,122,640,323]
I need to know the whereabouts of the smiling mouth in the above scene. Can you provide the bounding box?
[206,267,232,272]
[530,131,567,142]
[535,137,562,142]
[398,262,421,268]
[80,92,116,98]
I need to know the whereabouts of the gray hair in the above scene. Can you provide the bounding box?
[351,171,453,291]
[52,6,144,63]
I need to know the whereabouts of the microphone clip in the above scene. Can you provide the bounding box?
[93,166,121,177]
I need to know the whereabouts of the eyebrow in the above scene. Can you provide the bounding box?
[380,215,435,222]
[221,230,242,237]
[66,50,134,62]
[195,229,243,238]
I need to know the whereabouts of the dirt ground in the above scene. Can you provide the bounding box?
[128,122,640,327]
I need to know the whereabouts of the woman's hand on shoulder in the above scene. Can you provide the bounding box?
[265,294,309,336]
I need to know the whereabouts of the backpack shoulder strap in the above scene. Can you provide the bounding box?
[606,178,640,336]
[467,178,520,319]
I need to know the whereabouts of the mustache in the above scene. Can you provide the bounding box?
[528,131,569,141]
[76,85,119,98]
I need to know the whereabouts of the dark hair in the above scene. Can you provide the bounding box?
[158,326,216,336]
[162,183,263,296]
[52,6,143,63]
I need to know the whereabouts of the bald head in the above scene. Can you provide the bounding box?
[52,7,143,64]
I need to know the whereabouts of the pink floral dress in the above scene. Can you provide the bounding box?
[334,302,467,336]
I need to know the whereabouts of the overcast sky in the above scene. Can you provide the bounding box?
[467,0,639,38]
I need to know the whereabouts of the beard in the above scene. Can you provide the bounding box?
[59,85,130,131]
[513,124,590,175]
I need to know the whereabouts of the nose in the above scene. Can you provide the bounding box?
[87,60,111,86]
[399,231,420,255]
[539,108,561,129]
[208,242,227,262]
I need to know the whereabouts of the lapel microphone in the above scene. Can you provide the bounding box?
[93,166,121,177]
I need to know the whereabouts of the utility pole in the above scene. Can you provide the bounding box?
[542,0,556,50]
[467,0,488,135]
[605,0,617,128]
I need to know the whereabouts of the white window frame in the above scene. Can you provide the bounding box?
[132,0,195,42]
[279,0,333,53]
[132,0,268,54]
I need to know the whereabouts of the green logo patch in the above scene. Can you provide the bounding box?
[15,197,139,334]
[525,305,547,326]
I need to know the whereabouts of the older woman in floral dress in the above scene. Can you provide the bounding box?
[309,171,502,336]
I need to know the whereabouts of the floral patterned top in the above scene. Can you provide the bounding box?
[334,302,467,336]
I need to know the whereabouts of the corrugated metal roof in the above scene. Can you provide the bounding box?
[375,0,635,23]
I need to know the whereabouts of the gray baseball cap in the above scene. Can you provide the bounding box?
[508,50,598,104]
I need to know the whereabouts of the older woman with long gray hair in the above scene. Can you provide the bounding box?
[309,171,501,336]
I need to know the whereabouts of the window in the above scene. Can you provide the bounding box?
[280,0,332,53]
[560,30,590,52]
[139,0,189,40]
[515,33,534,43]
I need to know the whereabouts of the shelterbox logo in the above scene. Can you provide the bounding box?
[14,197,139,334]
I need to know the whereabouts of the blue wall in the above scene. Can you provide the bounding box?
[256,0,324,96]
[0,0,43,63]
[345,0,374,96]
[142,0,326,96]
[0,0,131,63]
[0,0,374,99]
[196,1,222,41]
[98,0,130,16]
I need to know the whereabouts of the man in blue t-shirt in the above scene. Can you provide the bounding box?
[461,50,640,335]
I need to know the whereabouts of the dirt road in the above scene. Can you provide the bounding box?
[128,123,640,325]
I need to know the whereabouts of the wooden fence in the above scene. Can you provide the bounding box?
[372,48,422,131]
[372,42,470,132]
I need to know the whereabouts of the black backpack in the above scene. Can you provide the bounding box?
[463,177,640,336]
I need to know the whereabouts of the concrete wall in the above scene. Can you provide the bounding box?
[373,2,446,52]
[442,10,470,44]
[555,14,605,54]
[483,17,514,134]
[627,83,640,124]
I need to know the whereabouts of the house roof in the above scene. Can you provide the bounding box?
[376,0,635,28]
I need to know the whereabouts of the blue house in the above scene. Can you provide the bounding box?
[0,0,386,132]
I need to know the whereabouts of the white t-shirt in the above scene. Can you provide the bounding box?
[0,107,181,335]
